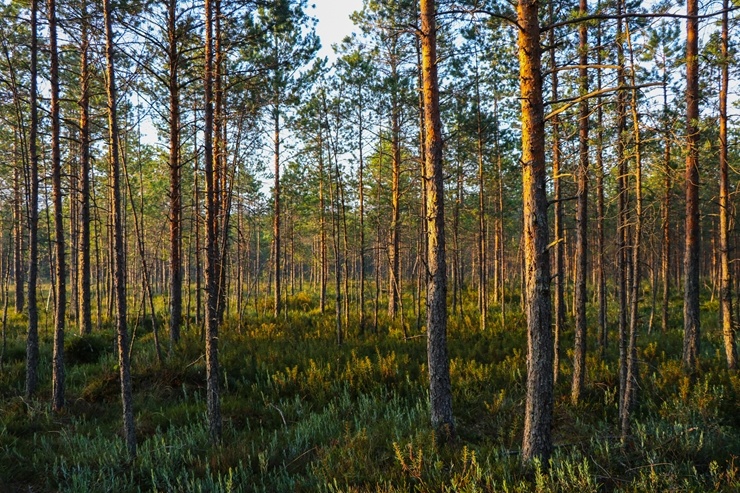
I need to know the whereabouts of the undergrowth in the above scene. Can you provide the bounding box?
[0,291,739,491]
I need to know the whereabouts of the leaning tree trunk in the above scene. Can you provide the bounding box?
[104,0,136,458]
[420,0,454,437]
[518,0,554,464]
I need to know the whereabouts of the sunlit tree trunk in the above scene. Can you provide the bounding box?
[719,0,736,369]
[548,0,564,384]
[421,0,454,437]
[518,0,553,463]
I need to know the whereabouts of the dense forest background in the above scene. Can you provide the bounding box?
[1,0,740,490]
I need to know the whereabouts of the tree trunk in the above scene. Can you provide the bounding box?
[389,74,401,320]
[78,1,92,336]
[421,0,454,437]
[571,0,588,405]
[719,0,737,369]
[596,20,607,358]
[49,0,66,412]
[518,0,554,463]
[168,0,182,346]
[622,25,643,440]
[616,5,629,416]
[548,0,564,385]
[104,0,136,457]
[203,0,222,441]
[25,0,40,398]
[683,0,701,372]
[13,166,23,314]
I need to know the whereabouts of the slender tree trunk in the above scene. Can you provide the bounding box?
[622,26,643,440]
[78,2,92,336]
[719,0,737,369]
[358,94,366,333]
[421,0,454,437]
[389,73,401,320]
[319,129,327,314]
[25,0,39,397]
[49,0,66,412]
[661,79,671,334]
[168,0,183,346]
[683,0,701,372]
[548,2,564,382]
[571,0,589,405]
[104,0,136,457]
[518,0,553,463]
[596,19,606,358]
[13,166,23,314]
[204,0,222,441]
[616,4,629,416]
[475,67,487,332]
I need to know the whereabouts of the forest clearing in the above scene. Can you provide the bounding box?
[1,0,740,490]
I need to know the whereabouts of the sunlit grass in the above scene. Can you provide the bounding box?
[0,287,738,491]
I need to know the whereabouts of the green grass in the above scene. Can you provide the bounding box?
[0,289,739,492]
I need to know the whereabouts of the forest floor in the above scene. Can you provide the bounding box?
[1,291,739,492]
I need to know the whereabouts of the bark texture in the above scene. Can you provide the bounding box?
[683,0,701,373]
[204,0,222,442]
[421,0,455,437]
[518,0,554,463]
[25,0,39,398]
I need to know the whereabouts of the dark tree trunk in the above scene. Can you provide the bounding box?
[204,0,222,441]
[168,0,183,345]
[683,0,701,372]
[25,0,40,398]
[78,1,92,336]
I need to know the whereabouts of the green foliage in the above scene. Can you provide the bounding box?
[1,290,740,492]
